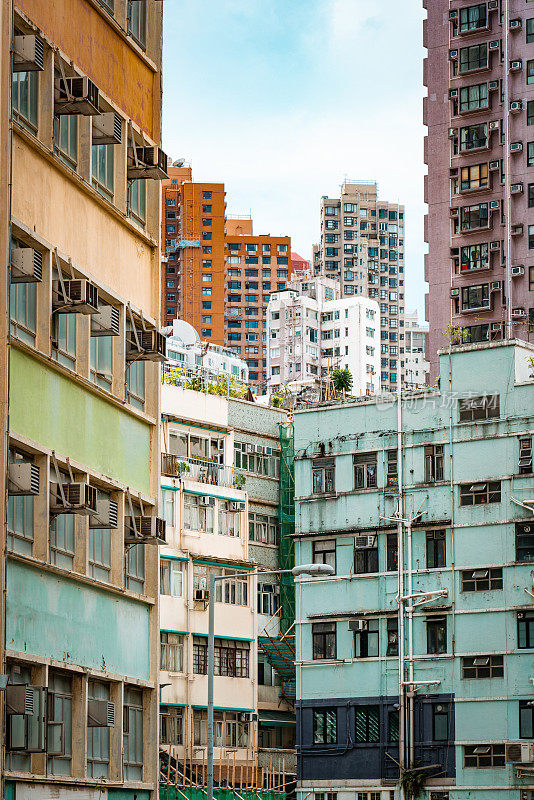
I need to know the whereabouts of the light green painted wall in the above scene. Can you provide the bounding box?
[7,560,150,680]
[10,348,151,494]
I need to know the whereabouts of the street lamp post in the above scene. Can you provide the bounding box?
[206,563,334,800]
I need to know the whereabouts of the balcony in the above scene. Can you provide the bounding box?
[161,453,246,490]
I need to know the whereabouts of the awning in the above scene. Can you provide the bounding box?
[259,710,296,727]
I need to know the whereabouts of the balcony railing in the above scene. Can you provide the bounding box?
[161,454,246,490]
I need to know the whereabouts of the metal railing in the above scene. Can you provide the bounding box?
[161,454,246,490]
[162,362,249,396]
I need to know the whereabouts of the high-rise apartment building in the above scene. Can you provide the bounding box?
[424,0,534,379]
[162,166,227,343]
[266,273,380,396]
[404,310,430,388]
[293,338,534,800]
[161,173,290,390]
[4,2,164,799]
[313,182,406,393]
[226,219,291,389]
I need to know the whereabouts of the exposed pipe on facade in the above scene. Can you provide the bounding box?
[396,378,406,799]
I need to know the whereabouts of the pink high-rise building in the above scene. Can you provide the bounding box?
[424,0,534,379]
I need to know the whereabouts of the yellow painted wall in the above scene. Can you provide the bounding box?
[18,0,160,140]
[12,137,159,319]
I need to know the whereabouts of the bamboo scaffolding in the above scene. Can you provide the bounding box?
[183,712,189,787]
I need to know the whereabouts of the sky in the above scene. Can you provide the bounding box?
[162,0,427,317]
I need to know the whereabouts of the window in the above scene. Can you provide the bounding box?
[129,180,146,223]
[193,636,207,674]
[459,44,487,73]
[123,687,143,781]
[386,534,398,572]
[520,701,534,739]
[258,582,280,615]
[529,142,534,167]
[355,706,379,743]
[234,442,280,478]
[426,616,447,654]
[312,459,335,494]
[432,703,449,742]
[312,623,336,660]
[203,190,212,199]
[88,512,111,583]
[424,444,444,482]
[248,512,278,544]
[460,283,489,311]
[313,539,336,572]
[160,559,183,596]
[125,543,144,593]
[184,494,214,533]
[518,611,534,648]
[426,530,446,569]
[459,83,488,113]
[92,144,114,200]
[459,123,487,151]
[458,4,487,32]
[193,636,250,677]
[386,449,398,486]
[353,453,377,489]
[460,481,501,506]
[530,224,534,249]
[50,471,75,569]
[54,115,78,166]
[12,69,38,130]
[90,335,112,391]
[354,536,378,574]
[127,0,146,47]
[386,617,398,656]
[218,501,240,538]
[313,709,337,744]
[10,281,36,344]
[7,450,34,555]
[464,744,505,768]
[461,567,502,592]
[126,360,145,410]
[460,163,488,191]
[528,60,534,85]
[458,394,499,421]
[516,522,534,562]
[460,203,488,231]
[47,672,72,776]
[87,681,110,777]
[160,632,184,672]
[160,706,183,745]
[353,618,379,657]
[461,654,503,679]
[460,243,488,272]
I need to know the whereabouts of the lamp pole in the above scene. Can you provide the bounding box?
[206,563,334,800]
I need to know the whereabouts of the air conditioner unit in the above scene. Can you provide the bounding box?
[489,120,500,131]
[87,700,115,727]
[125,515,166,545]
[50,482,98,515]
[490,281,502,291]
[510,60,522,71]
[246,443,255,454]
[229,501,246,512]
[13,34,44,72]
[127,146,169,180]
[355,535,375,548]
[448,9,458,20]
[6,685,35,715]
[511,182,523,194]
[449,89,458,99]
[488,80,499,91]
[194,588,209,602]
[255,444,264,453]
[488,40,500,51]
[448,127,456,139]
[89,497,118,529]
[491,322,503,331]
[487,0,498,9]
[92,111,122,145]
[199,496,216,507]
[10,247,43,283]
[91,305,120,336]
[510,18,522,30]
[511,224,524,235]
[450,288,460,298]
[348,619,368,631]
[488,161,499,173]
[265,446,272,455]
[238,711,256,722]
[512,307,526,318]
[510,141,523,153]
[450,246,460,256]
[490,200,500,210]
[450,208,459,218]
[450,167,459,178]
[54,76,100,116]
[449,49,458,60]
[489,240,501,250]
[8,462,40,496]
[506,742,534,763]
[510,101,523,113]
[52,279,99,315]
[511,265,524,277]
[126,329,167,362]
